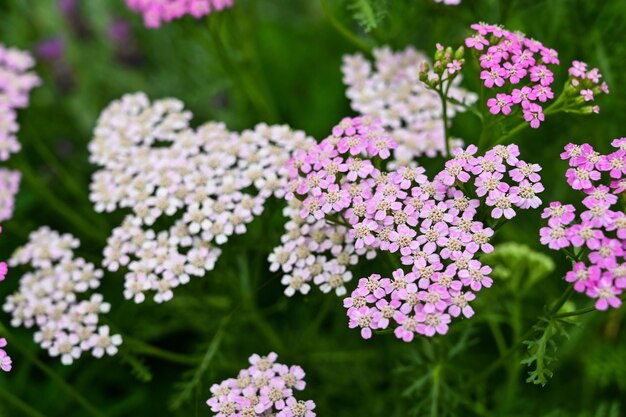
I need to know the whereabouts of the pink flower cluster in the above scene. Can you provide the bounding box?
[126,0,234,28]
[0,44,40,221]
[287,116,544,340]
[434,0,461,4]
[465,23,559,128]
[342,47,476,162]
[540,140,626,311]
[0,227,10,373]
[568,60,609,113]
[0,338,11,372]
[3,228,122,365]
[207,352,316,417]
[90,93,316,303]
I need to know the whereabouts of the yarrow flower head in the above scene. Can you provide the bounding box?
[566,60,609,114]
[342,47,476,163]
[540,140,626,311]
[0,227,11,372]
[465,23,559,129]
[90,93,316,303]
[126,0,234,28]
[286,116,544,341]
[0,44,40,221]
[206,352,316,417]
[3,227,122,365]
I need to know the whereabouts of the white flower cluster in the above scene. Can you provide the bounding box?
[269,199,375,297]
[3,227,122,365]
[0,43,41,161]
[0,168,20,222]
[89,92,316,303]
[342,46,476,163]
[0,44,40,221]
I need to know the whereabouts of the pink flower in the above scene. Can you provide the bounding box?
[580,89,594,101]
[481,66,506,88]
[539,225,570,250]
[522,102,545,128]
[465,34,489,50]
[487,93,512,115]
[348,306,381,339]
[393,312,418,342]
[416,311,451,336]
[588,278,622,311]
[541,202,576,227]
[459,260,493,291]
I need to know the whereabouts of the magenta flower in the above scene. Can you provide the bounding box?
[487,93,512,115]
[522,102,545,128]
[126,0,234,28]
[541,202,576,227]
[539,225,570,250]
[459,260,493,291]
[481,66,506,88]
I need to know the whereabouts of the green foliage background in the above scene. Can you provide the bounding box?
[0,0,625,416]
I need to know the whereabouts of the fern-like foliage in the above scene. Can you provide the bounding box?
[119,351,153,383]
[522,318,569,386]
[169,325,226,411]
[347,0,388,33]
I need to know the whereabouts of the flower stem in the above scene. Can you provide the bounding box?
[320,0,372,54]
[123,337,203,365]
[438,87,451,157]
[12,153,107,244]
[0,387,48,417]
[553,305,597,319]
[0,324,105,417]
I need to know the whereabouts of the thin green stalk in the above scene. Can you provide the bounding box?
[438,87,451,157]
[0,325,105,417]
[430,363,442,417]
[13,154,107,243]
[466,283,575,387]
[31,138,87,202]
[553,305,598,319]
[548,285,574,316]
[123,338,203,365]
[320,0,372,54]
[0,387,48,417]
[237,255,287,353]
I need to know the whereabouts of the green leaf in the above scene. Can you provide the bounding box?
[347,0,388,33]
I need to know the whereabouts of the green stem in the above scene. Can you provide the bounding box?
[548,285,574,316]
[123,338,202,365]
[0,387,48,417]
[13,154,107,243]
[553,305,597,319]
[467,283,575,387]
[31,138,87,202]
[320,0,372,54]
[430,363,442,417]
[0,325,105,417]
[438,87,451,157]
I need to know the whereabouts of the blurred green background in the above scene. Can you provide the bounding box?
[0,0,625,416]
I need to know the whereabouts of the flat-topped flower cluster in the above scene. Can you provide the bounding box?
[90,92,316,303]
[0,43,40,221]
[540,140,626,310]
[286,115,544,340]
[126,0,234,28]
[465,23,559,128]
[3,228,122,365]
[342,47,476,162]
[207,352,316,417]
